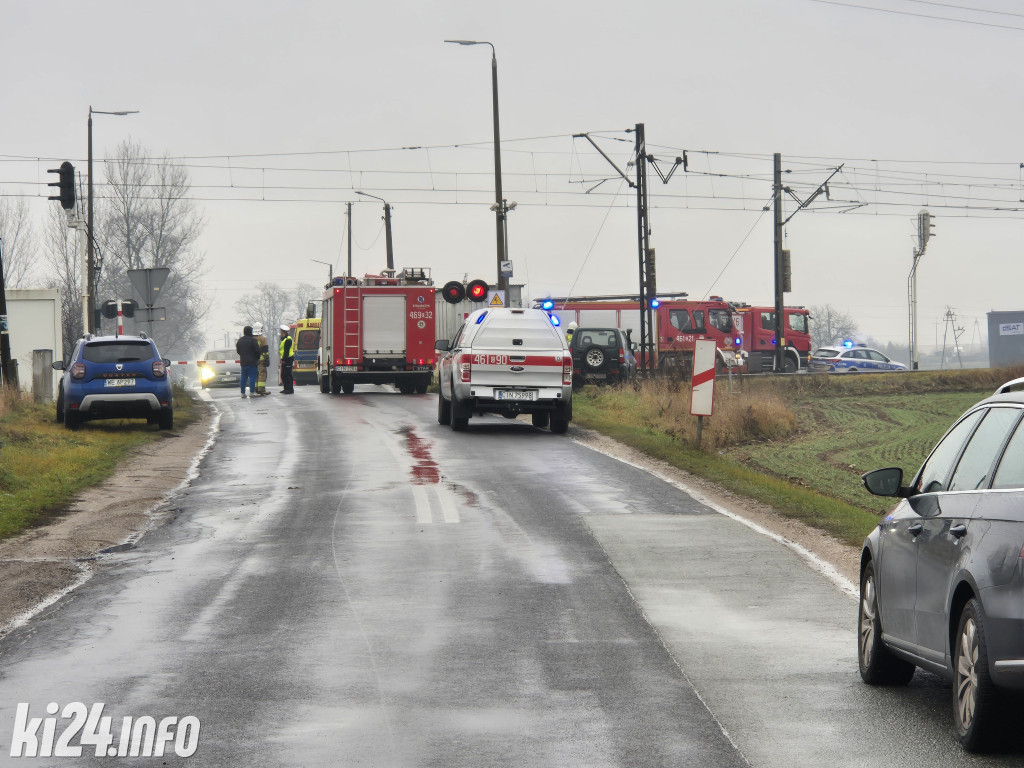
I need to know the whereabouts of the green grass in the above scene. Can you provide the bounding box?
[573,368,1023,546]
[0,385,203,539]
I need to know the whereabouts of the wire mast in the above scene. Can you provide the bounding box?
[908,209,935,370]
[574,125,682,372]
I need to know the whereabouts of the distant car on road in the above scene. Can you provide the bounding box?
[808,345,907,373]
[54,334,173,430]
[198,348,241,389]
[859,377,1024,751]
[569,327,637,389]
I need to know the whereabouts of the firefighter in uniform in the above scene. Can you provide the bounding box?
[279,325,295,394]
[565,321,578,348]
[253,322,270,395]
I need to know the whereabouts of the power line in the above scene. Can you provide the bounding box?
[808,0,1024,32]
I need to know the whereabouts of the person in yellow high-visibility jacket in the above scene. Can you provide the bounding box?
[279,325,295,394]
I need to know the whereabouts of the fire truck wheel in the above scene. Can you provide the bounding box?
[531,412,550,428]
[415,377,429,395]
[784,356,798,374]
[319,374,329,393]
[341,382,355,395]
[437,392,451,425]
[398,382,414,395]
[583,346,606,370]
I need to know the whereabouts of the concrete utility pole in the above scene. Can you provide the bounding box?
[772,154,785,373]
[0,237,14,388]
[346,202,353,278]
[772,155,843,372]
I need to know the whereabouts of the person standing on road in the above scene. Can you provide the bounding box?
[236,325,261,398]
[279,325,295,394]
[253,322,270,396]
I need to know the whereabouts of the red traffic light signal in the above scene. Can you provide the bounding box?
[441,281,465,304]
[47,161,76,211]
[466,279,489,302]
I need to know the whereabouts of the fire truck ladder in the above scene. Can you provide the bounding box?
[341,286,362,362]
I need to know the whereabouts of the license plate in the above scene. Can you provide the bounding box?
[105,378,136,387]
[496,389,536,401]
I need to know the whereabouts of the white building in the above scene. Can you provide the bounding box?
[5,289,62,399]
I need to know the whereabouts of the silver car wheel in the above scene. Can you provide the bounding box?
[859,573,877,669]
[956,617,979,731]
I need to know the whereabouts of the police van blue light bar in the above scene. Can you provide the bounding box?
[549,314,561,327]
[843,339,854,348]
[650,297,660,309]
[541,298,555,311]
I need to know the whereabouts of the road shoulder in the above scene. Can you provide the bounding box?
[0,403,215,637]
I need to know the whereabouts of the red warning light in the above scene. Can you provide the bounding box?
[467,279,489,301]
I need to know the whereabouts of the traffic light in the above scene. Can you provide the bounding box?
[441,281,465,304]
[466,279,489,302]
[47,161,76,211]
[918,210,936,247]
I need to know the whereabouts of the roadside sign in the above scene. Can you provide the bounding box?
[127,268,170,307]
[500,260,513,278]
[690,339,717,416]
[487,291,505,307]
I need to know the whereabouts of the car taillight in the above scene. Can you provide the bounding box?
[71,362,86,379]
[152,360,167,377]
[459,354,472,383]
[563,360,573,385]
[618,347,625,363]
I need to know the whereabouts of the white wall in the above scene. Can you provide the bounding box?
[6,289,62,398]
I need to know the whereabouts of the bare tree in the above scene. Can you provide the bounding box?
[291,282,320,322]
[41,204,84,359]
[234,282,292,335]
[96,139,210,357]
[0,198,39,288]
[809,304,859,350]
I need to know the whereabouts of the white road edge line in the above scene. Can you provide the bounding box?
[573,438,859,600]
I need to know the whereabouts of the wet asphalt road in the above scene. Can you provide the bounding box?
[1,386,1023,767]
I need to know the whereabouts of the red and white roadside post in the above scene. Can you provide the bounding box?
[116,299,124,338]
[690,339,717,448]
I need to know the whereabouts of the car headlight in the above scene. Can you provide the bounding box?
[200,367,215,382]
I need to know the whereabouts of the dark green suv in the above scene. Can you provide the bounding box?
[569,328,637,389]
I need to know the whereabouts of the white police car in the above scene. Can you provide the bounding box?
[808,344,908,374]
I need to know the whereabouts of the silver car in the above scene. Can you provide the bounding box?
[198,348,241,389]
[859,377,1024,751]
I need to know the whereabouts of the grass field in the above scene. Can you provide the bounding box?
[0,385,201,539]
[573,366,1024,545]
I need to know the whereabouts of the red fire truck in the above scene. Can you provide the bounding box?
[538,295,745,374]
[318,268,437,395]
[732,304,812,373]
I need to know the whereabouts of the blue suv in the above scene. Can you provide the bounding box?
[54,335,174,430]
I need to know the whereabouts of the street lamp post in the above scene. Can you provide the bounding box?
[355,191,394,272]
[87,106,138,334]
[444,39,507,295]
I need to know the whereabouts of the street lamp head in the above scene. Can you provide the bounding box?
[444,39,495,56]
[90,107,140,117]
[356,190,386,204]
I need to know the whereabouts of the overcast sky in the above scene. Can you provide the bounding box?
[6,0,1024,352]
